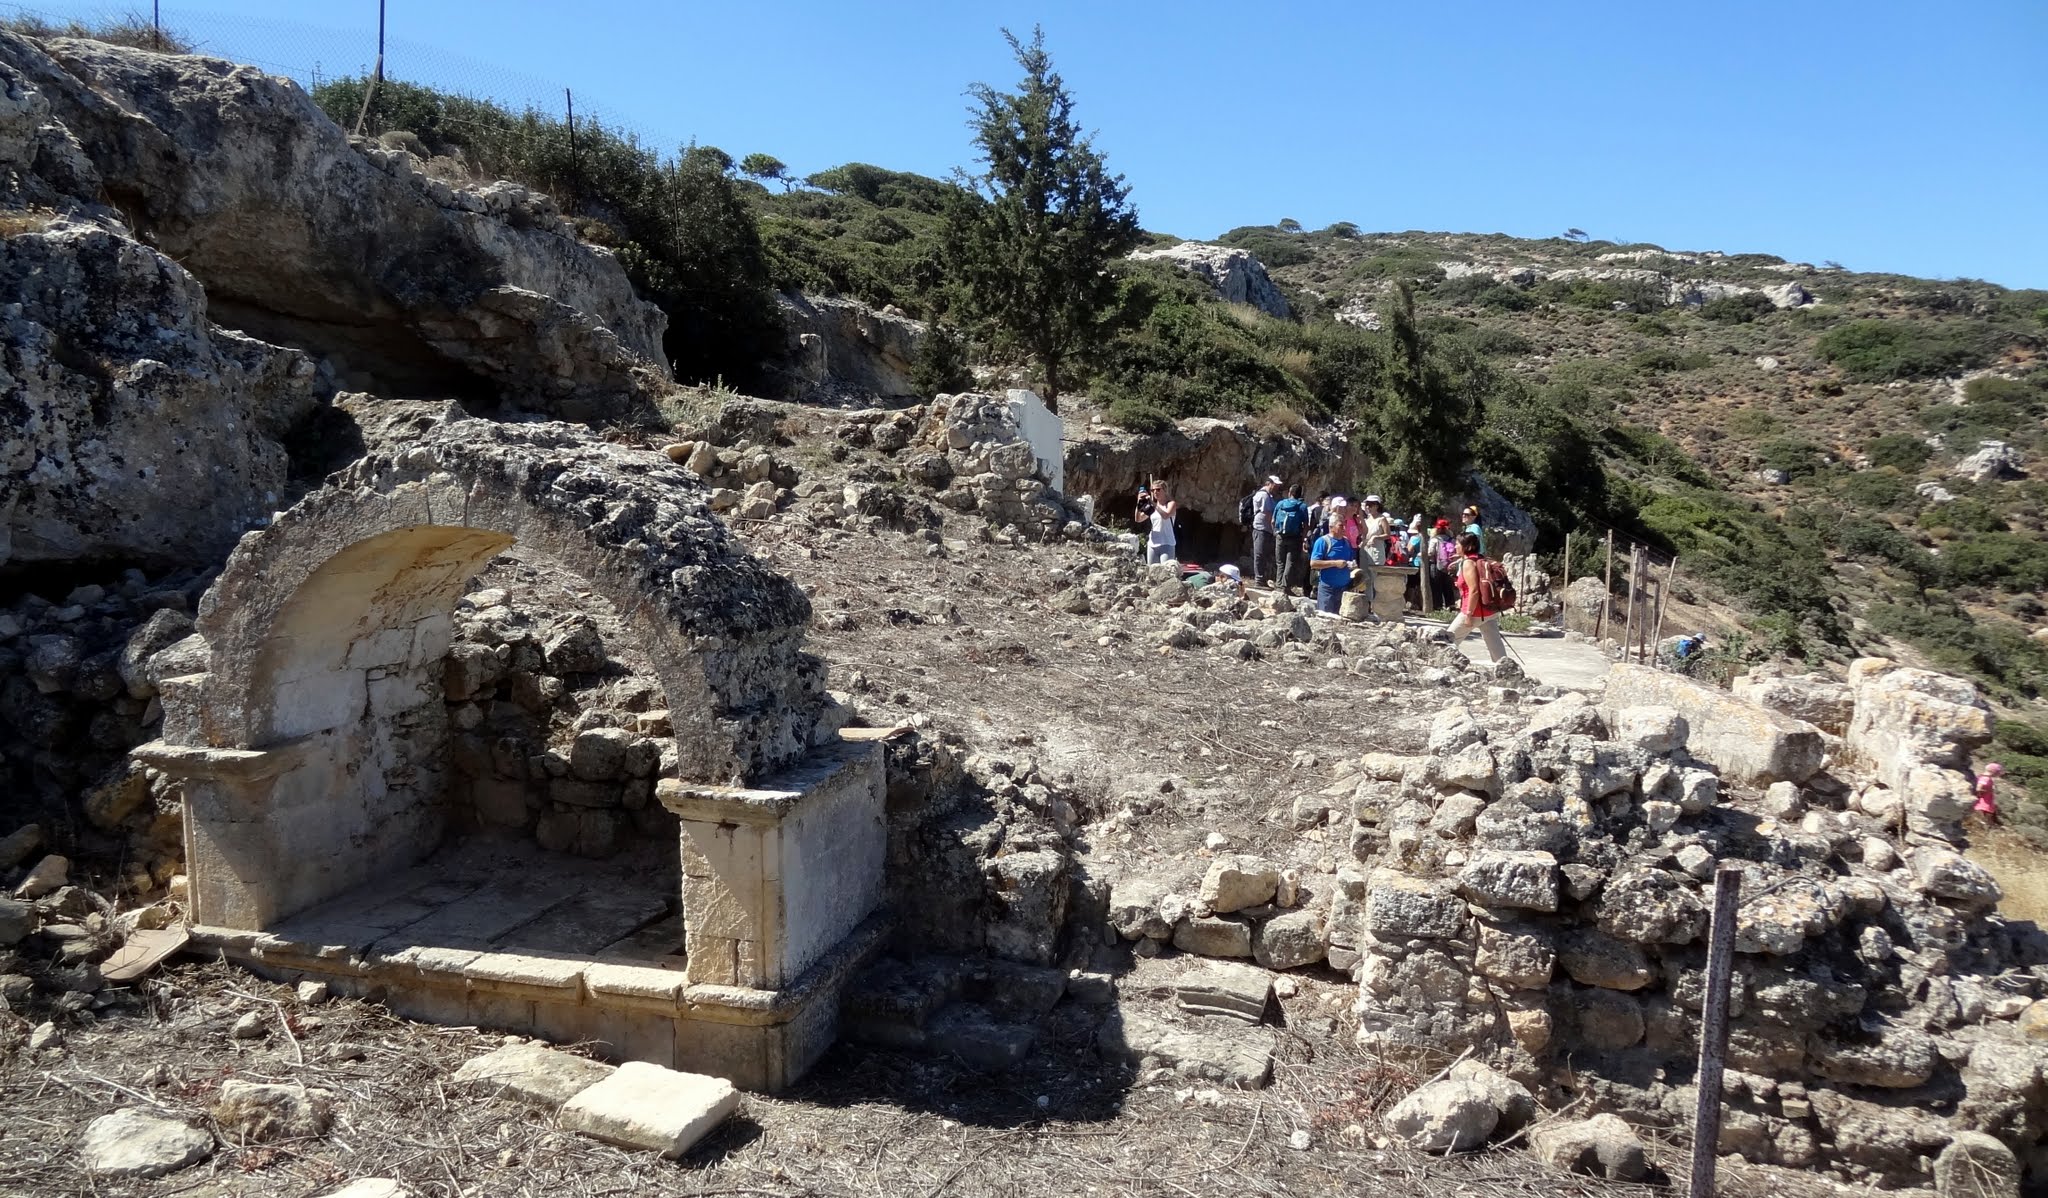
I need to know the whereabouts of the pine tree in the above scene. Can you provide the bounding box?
[1366,281,1480,507]
[945,27,1141,411]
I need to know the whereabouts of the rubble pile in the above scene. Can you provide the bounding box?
[916,393,1096,544]
[1330,671,2043,1187]
[441,584,680,859]
[0,572,210,896]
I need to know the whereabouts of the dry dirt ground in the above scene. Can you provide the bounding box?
[0,430,1880,1198]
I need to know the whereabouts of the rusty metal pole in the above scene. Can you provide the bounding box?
[1651,554,1679,669]
[1690,863,1743,1197]
[1621,547,1640,663]
[1561,533,1572,634]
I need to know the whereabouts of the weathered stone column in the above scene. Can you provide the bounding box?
[131,735,330,929]
[657,738,885,991]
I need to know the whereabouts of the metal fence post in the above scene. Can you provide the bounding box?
[1690,863,1743,1197]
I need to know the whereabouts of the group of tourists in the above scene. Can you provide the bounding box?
[1132,475,1515,665]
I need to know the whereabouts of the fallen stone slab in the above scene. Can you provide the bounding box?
[558,1061,740,1158]
[1933,1130,2020,1197]
[1096,1011,1274,1089]
[0,897,33,946]
[1530,1112,1649,1181]
[80,1108,214,1178]
[1172,914,1253,958]
[1602,663,1823,786]
[453,1041,617,1108]
[1175,961,1273,1023]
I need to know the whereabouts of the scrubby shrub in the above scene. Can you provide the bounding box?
[1815,318,1999,381]
[1756,437,1829,480]
[1942,532,2048,593]
[1460,326,1534,357]
[1700,292,1777,324]
[1867,601,2048,700]
[1103,394,1174,434]
[910,323,973,396]
[1837,469,1913,511]
[1214,225,1314,268]
[1919,498,2009,535]
[1864,432,1933,471]
[1631,347,1712,373]
[1725,409,1783,438]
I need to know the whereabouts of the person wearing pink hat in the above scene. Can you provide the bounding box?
[1974,762,2004,824]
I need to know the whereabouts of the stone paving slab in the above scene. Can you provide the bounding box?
[452,1041,615,1107]
[558,1061,739,1157]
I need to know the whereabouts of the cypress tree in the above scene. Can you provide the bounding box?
[1367,281,1480,506]
[946,27,1142,411]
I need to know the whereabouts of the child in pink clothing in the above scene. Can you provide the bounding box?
[1974,762,2004,823]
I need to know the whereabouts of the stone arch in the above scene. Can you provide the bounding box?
[151,419,824,928]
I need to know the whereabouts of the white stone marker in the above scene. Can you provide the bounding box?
[453,1041,617,1108]
[558,1061,740,1158]
[80,1109,213,1178]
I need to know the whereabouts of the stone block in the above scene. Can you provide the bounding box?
[1199,855,1278,914]
[1365,872,1464,939]
[1932,1130,2021,1197]
[1613,705,1686,755]
[1382,1078,1497,1153]
[1576,989,1644,1050]
[1253,909,1325,971]
[1530,1113,1649,1181]
[558,1061,739,1158]
[1559,930,1655,991]
[1456,850,1558,912]
[1175,961,1273,1022]
[570,728,634,782]
[1475,922,1554,990]
[0,897,34,945]
[1107,879,1170,940]
[1173,914,1253,958]
[1603,663,1823,786]
[80,1108,213,1178]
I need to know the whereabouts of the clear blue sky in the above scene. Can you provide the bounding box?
[17,0,2048,287]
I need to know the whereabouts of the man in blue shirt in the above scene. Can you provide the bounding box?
[1309,520,1358,614]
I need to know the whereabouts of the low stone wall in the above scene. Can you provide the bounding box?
[442,582,676,859]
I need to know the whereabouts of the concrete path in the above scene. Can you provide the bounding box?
[1455,631,1613,691]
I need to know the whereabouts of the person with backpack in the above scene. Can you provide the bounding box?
[1449,532,1513,664]
[1273,484,1311,597]
[1244,475,1283,588]
[1309,514,1359,615]
[1427,518,1458,611]
[1461,505,1488,557]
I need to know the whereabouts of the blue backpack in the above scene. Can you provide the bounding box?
[1274,498,1308,537]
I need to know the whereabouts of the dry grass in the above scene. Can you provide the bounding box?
[0,207,58,238]
[0,13,193,52]
[2,957,1860,1198]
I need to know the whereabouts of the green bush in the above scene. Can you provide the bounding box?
[1837,469,1914,511]
[1103,394,1174,434]
[1637,488,1843,642]
[1943,532,2048,592]
[1864,432,1933,471]
[1815,318,1999,381]
[910,323,973,396]
[1829,515,1940,589]
[1631,347,1712,373]
[1756,437,1829,479]
[1725,409,1784,438]
[1214,225,1314,268]
[1700,292,1777,324]
[1345,246,1449,284]
[1460,326,1534,357]
[1919,498,2009,534]
[1866,601,2048,700]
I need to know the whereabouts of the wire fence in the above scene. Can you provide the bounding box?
[0,1,686,153]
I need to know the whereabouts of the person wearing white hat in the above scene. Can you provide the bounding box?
[1214,562,1247,600]
[1248,475,1284,589]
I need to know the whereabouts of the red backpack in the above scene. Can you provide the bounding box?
[1474,558,1518,613]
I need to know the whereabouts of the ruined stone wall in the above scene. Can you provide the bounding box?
[0,569,208,893]
[442,569,676,859]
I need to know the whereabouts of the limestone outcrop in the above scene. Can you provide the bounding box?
[1603,663,1824,786]
[1129,242,1292,318]
[774,292,925,401]
[1,31,669,421]
[0,217,322,571]
[1064,416,1363,525]
[1844,657,1995,826]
